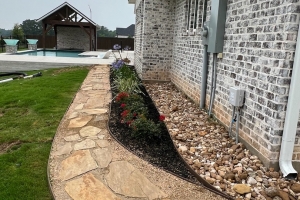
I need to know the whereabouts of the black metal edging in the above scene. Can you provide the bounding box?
[106,87,233,200]
[106,102,198,186]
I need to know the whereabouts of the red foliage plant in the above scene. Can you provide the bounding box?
[120,103,126,108]
[116,92,129,102]
[159,115,165,121]
[121,110,130,118]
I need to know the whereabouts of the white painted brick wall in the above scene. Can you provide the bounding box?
[134,0,300,166]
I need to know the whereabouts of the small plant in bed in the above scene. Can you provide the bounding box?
[108,46,197,182]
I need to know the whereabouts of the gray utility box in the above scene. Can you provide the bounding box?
[201,21,209,45]
[207,0,228,53]
[229,87,245,107]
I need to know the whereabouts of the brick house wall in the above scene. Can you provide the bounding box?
[57,26,95,51]
[134,0,144,77]
[135,0,300,169]
[171,0,300,169]
[134,0,175,80]
[134,0,300,169]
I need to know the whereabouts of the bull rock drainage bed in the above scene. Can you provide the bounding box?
[108,74,198,185]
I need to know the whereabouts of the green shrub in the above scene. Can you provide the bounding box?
[113,65,136,80]
[131,115,161,139]
[113,76,142,94]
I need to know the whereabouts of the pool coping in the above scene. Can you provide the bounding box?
[0,50,134,72]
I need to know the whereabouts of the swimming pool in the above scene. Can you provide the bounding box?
[17,50,84,58]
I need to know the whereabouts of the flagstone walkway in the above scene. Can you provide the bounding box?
[48,65,225,200]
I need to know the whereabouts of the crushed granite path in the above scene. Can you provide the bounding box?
[48,65,225,200]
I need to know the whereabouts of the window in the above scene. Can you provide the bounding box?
[185,0,203,35]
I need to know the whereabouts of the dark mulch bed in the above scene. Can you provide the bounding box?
[108,67,198,183]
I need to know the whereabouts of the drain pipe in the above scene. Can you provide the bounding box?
[279,25,300,179]
[208,53,217,116]
[200,41,208,109]
[200,0,208,109]
[235,107,240,144]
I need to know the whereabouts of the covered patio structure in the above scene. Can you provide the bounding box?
[36,2,99,51]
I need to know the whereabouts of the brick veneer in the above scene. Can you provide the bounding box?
[57,26,95,51]
[134,0,300,169]
[5,45,18,54]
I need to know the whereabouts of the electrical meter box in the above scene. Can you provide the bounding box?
[229,87,245,107]
[207,0,228,53]
[202,21,209,45]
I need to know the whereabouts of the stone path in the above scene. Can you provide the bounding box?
[48,65,225,200]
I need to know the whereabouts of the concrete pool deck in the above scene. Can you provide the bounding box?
[0,51,134,72]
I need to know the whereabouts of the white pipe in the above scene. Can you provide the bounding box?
[0,78,13,83]
[236,108,240,144]
[229,106,236,138]
[279,24,300,179]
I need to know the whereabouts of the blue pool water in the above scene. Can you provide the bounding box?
[17,50,84,58]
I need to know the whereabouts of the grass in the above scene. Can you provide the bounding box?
[0,66,90,199]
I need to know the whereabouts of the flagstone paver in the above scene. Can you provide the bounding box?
[96,140,109,148]
[48,65,225,200]
[65,173,120,200]
[80,108,107,115]
[74,103,84,110]
[68,116,92,128]
[67,112,78,119]
[93,148,112,168]
[53,143,72,156]
[106,161,168,200]
[79,126,101,137]
[84,98,104,108]
[73,139,96,150]
[59,150,98,181]
[64,134,81,142]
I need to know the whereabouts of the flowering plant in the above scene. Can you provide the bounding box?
[111,52,165,140]
[111,44,131,67]
[116,92,165,139]
[159,115,165,121]
[115,92,129,102]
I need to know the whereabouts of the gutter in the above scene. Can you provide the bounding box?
[279,24,300,179]
[200,0,208,109]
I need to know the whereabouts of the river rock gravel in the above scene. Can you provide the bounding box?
[145,82,300,200]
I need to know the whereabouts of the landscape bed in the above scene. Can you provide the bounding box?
[108,66,199,183]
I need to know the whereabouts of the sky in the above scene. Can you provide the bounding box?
[0,0,135,31]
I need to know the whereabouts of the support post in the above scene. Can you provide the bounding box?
[54,26,57,49]
[43,23,46,49]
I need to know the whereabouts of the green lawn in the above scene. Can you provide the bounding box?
[0,66,90,199]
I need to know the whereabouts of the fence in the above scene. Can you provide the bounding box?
[26,35,56,49]
[0,35,134,52]
[97,37,134,50]
[26,35,134,50]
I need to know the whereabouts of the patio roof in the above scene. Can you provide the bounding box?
[36,2,99,51]
[36,2,99,28]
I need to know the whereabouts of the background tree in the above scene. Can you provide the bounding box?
[0,28,12,37]
[20,20,54,36]
[97,26,116,37]
[12,23,24,41]
[21,19,42,35]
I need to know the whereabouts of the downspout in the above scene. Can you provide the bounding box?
[208,53,217,116]
[279,24,300,179]
[200,0,208,109]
